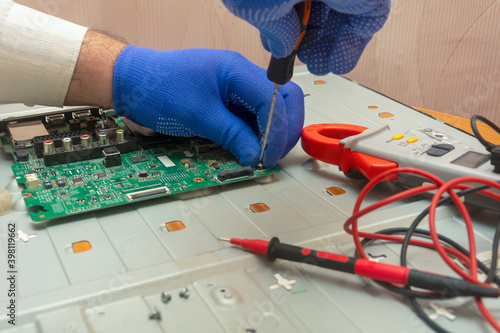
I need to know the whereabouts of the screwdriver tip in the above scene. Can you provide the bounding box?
[218,237,231,242]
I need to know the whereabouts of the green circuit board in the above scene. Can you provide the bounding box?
[1,107,277,222]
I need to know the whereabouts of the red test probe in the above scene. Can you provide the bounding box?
[219,236,499,298]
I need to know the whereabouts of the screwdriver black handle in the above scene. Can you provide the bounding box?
[265,237,500,298]
[267,0,311,85]
[267,237,358,274]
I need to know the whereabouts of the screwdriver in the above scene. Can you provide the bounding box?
[257,0,312,168]
[218,236,500,298]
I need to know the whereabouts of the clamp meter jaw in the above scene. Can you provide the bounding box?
[302,123,500,211]
[301,124,398,180]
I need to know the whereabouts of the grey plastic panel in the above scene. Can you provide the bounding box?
[1,68,499,332]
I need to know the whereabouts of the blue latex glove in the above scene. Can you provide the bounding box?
[112,46,304,168]
[222,0,391,75]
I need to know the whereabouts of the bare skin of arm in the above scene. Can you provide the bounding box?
[64,29,127,108]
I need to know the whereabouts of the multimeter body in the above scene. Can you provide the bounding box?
[302,123,500,211]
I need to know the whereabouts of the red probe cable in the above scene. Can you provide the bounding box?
[223,168,500,332]
[342,167,500,331]
[218,236,499,298]
[221,167,500,330]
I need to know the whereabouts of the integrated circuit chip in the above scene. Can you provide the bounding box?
[72,177,84,184]
[129,155,148,163]
[96,172,107,179]
[217,166,254,182]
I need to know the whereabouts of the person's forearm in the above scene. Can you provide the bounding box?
[64,30,127,108]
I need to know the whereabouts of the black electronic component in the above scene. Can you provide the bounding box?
[138,170,148,177]
[217,166,254,182]
[43,180,52,189]
[103,146,122,168]
[130,156,148,164]
[96,172,107,179]
[56,177,65,187]
[151,171,159,176]
[68,119,81,131]
[190,138,219,154]
[492,146,500,174]
[149,163,157,168]
[14,147,29,162]
[72,177,84,184]
[85,116,98,132]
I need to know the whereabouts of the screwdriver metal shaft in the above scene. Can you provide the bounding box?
[257,83,280,167]
[258,1,311,168]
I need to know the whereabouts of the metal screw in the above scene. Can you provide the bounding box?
[161,292,172,304]
[179,287,190,299]
[149,307,161,321]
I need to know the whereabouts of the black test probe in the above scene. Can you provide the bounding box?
[219,236,499,298]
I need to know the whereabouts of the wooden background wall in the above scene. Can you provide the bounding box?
[17,0,500,126]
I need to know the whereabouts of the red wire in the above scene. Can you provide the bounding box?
[429,177,500,282]
[477,297,500,332]
[343,167,500,332]
[345,167,447,259]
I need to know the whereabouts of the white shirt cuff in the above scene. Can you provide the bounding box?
[0,0,88,106]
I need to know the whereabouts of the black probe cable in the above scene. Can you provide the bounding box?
[355,184,500,333]
[470,115,500,173]
[354,229,490,299]
[357,225,500,333]
[470,115,500,152]
[401,184,500,281]
[353,185,500,297]
[400,184,500,333]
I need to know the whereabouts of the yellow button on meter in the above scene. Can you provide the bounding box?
[392,134,404,140]
[406,136,419,143]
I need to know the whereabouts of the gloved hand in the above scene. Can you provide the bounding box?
[112,46,304,168]
[222,0,391,75]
